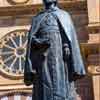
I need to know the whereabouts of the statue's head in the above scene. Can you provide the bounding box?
[42,0,57,9]
[43,0,57,4]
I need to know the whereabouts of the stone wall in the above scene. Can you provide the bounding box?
[0,0,99,100]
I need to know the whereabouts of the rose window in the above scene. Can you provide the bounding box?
[0,30,28,77]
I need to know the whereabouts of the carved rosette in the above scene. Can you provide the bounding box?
[0,30,28,79]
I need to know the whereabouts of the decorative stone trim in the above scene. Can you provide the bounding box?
[0,0,87,16]
[0,90,32,99]
[87,55,100,75]
[80,43,100,74]
[87,23,100,34]
[7,0,30,5]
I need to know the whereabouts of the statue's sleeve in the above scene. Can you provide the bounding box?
[24,15,50,86]
[67,13,86,79]
[24,17,37,86]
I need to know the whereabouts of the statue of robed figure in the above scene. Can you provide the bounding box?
[24,0,86,100]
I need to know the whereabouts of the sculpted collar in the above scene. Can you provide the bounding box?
[43,6,59,13]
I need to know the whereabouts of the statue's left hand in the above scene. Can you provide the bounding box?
[63,44,71,61]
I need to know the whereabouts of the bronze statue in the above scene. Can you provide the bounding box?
[24,0,86,100]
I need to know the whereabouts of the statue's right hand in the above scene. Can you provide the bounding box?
[31,36,50,52]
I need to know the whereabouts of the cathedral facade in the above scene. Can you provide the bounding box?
[0,0,99,100]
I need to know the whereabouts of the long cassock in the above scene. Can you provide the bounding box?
[24,7,86,100]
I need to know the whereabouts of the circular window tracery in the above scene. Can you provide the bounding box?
[0,29,28,78]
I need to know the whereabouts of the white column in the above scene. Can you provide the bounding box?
[1,97,8,100]
[87,0,100,25]
[14,95,21,100]
[92,76,100,100]
[26,96,32,100]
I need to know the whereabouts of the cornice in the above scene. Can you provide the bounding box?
[7,0,30,5]
[87,55,100,75]
[59,0,87,14]
[0,84,32,91]
[0,4,41,17]
[0,0,87,16]
[81,43,100,75]
[81,43,100,58]
[0,90,32,98]
[87,23,100,34]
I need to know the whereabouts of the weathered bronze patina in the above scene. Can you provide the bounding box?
[24,0,86,100]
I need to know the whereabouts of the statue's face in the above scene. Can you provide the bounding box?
[43,0,57,4]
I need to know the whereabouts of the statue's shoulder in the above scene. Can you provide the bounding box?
[33,11,47,20]
[30,11,49,30]
[58,9,71,18]
[30,11,47,26]
[55,8,73,23]
[32,11,56,24]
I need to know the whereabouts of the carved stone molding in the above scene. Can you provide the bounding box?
[0,4,42,17]
[88,34,100,44]
[7,0,30,5]
[81,43,99,59]
[81,21,100,75]
[59,0,87,13]
[88,65,100,75]
[0,91,32,99]
[0,0,87,16]
[87,54,100,75]
[87,23,100,34]
[81,43,100,74]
